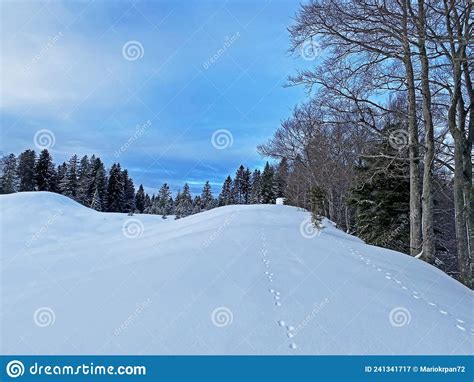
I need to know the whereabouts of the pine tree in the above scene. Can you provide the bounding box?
[348,125,410,253]
[156,183,174,217]
[0,154,18,194]
[144,193,152,212]
[175,183,192,219]
[219,176,234,206]
[106,163,125,212]
[261,162,275,204]
[17,149,36,191]
[192,195,202,214]
[89,157,107,210]
[201,181,214,210]
[250,169,262,203]
[77,155,91,205]
[273,158,289,198]
[135,184,146,213]
[35,149,57,192]
[232,165,251,204]
[59,154,79,199]
[90,187,102,211]
[122,169,135,213]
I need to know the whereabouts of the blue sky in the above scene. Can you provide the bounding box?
[0,0,308,195]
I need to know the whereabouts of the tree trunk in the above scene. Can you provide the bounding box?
[416,0,436,263]
[402,0,423,257]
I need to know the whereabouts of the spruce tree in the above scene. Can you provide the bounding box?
[175,183,192,219]
[35,149,57,192]
[219,176,234,206]
[77,155,91,205]
[90,188,102,211]
[89,157,107,210]
[201,181,214,210]
[0,154,18,194]
[250,169,262,203]
[135,184,146,213]
[348,126,410,253]
[273,158,289,198]
[106,163,125,212]
[122,169,135,213]
[17,149,36,191]
[192,195,202,214]
[260,162,275,204]
[156,183,173,217]
[59,154,79,199]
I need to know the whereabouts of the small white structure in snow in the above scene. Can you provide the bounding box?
[276,197,285,205]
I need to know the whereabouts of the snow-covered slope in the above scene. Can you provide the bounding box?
[1,192,472,355]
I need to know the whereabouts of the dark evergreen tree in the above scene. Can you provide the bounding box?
[260,162,275,204]
[219,175,234,206]
[77,155,91,205]
[175,183,192,219]
[35,149,57,191]
[0,154,18,194]
[201,181,214,210]
[156,183,174,217]
[135,184,146,213]
[89,157,107,210]
[59,154,79,199]
[250,169,262,203]
[90,188,102,211]
[106,163,125,212]
[122,169,135,213]
[348,126,410,253]
[273,158,289,198]
[17,149,36,191]
[192,195,202,214]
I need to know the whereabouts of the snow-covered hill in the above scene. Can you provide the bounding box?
[1,192,472,354]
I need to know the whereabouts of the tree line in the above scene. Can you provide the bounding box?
[259,0,472,287]
[0,149,287,219]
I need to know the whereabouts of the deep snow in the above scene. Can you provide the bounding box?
[0,192,472,355]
